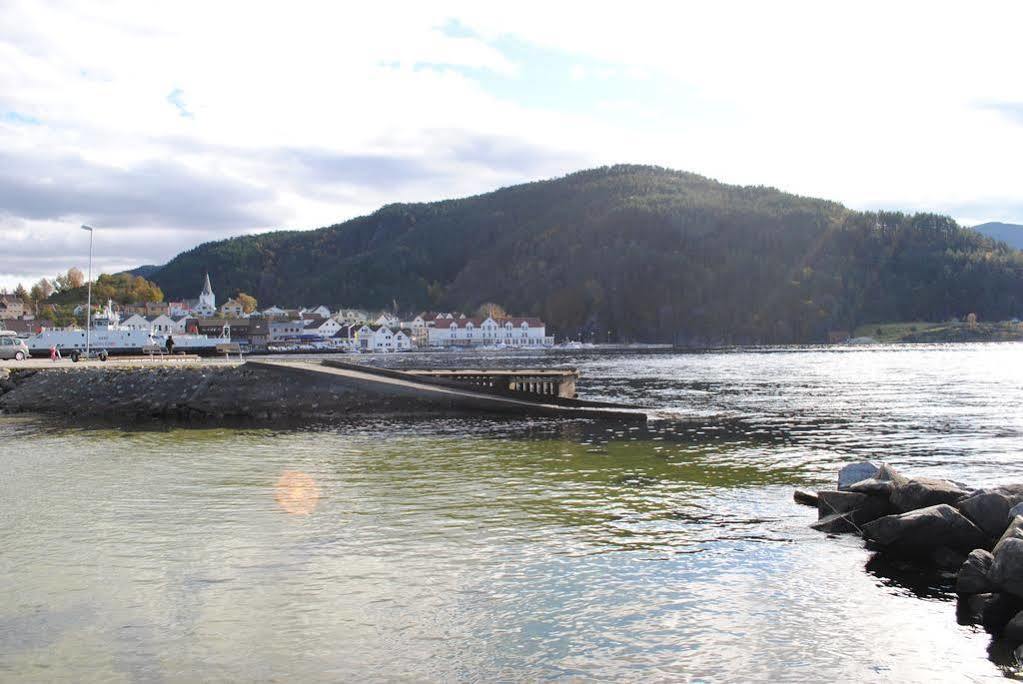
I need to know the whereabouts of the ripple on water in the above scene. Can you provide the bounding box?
[1,344,1022,680]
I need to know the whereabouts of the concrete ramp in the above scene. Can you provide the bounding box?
[247,359,646,421]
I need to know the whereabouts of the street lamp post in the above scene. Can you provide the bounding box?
[81,225,94,355]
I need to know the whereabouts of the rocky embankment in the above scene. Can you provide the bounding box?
[797,463,1023,651]
[0,364,446,421]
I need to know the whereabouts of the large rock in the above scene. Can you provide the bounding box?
[958,491,1015,540]
[838,462,879,490]
[875,463,909,487]
[998,516,1023,547]
[891,477,970,513]
[1010,502,1023,522]
[990,522,1023,598]
[812,512,861,534]
[793,489,818,507]
[818,490,870,516]
[812,490,891,534]
[956,549,995,595]
[959,593,1023,633]
[847,478,896,497]
[1005,611,1023,642]
[862,504,988,553]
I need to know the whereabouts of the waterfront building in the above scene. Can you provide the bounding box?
[261,306,288,318]
[333,309,370,326]
[167,301,189,317]
[304,317,343,338]
[269,319,307,342]
[0,295,26,320]
[302,305,332,318]
[144,301,169,317]
[120,313,149,331]
[353,324,412,352]
[220,298,245,318]
[427,316,552,347]
[374,312,401,327]
[194,274,217,318]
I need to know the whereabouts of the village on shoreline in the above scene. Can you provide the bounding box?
[0,273,556,355]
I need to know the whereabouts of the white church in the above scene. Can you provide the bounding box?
[194,273,217,318]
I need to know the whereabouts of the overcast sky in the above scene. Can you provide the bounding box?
[2,1,1022,289]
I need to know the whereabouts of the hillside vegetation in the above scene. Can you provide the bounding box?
[150,165,1023,344]
[972,222,1023,250]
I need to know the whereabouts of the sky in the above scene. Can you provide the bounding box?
[2,0,1022,289]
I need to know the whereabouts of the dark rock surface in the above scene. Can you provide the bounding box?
[817,490,870,516]
[862,504,987,553]
[847,478,896,497]
[890,477,970,513]
[1005,611,1023,642]
[875,463,909,487]
[956,549,995,595]
[958,491,1016,540]
[990,527,1023,598]
[793,489,818,507]
[958,593,1023,633]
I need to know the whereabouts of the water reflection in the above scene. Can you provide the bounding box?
[274,470,321,515]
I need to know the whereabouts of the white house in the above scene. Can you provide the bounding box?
[269,319,307,342]
[120,313,150,331]
[427,316,551,348]
[262,305,288,318]
[167,301,189,317]
[353,325,412,352]
[171,316,192,333]
[220,298,245,318]
[149,314,177,334]
[302,305,332,318]
[304,317,343,338]
[194,274,217,318]
[374,312,401,327]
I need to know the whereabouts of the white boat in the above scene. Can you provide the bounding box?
[26,301,227,358]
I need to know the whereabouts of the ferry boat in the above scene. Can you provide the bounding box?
[26,301,227,359]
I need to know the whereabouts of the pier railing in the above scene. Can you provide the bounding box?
[403,369,578,399]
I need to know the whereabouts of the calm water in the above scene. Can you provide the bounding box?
[2,344,1022,682]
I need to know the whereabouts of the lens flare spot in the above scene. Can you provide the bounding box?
[274,470,320,515]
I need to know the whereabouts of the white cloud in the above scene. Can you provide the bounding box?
[1,0,1021,288]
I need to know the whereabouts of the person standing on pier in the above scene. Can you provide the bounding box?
[165,335,175,355]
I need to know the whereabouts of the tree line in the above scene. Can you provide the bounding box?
[137,165,1023,343]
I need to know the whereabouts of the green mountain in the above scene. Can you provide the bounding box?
[121,264,162,279]
[972,222,1023,251]
[150,165,1023,344]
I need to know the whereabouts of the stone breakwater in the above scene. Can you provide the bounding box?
[796,463,1023,654]
[0,364,456,421]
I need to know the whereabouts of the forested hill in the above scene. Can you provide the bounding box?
[973,222,1023,250]
[150,165,1023,344]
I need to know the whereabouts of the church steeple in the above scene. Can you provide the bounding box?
[198,272,216,311]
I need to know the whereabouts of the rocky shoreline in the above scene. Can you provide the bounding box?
[798,462,1023,655]
[0,363,466,421]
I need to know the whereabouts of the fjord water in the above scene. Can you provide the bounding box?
[2,344,1022,682]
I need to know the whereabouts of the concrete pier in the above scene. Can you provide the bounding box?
[0,358,645,422]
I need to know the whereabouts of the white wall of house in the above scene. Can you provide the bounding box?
[427,316,549,347]
[120,314,150,331]
[149,314,177,333]
[167,301,189,317]
[305,318,343,338]
[269,320,306,341]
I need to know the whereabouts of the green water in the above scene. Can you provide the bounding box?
[2,345,1022,681]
